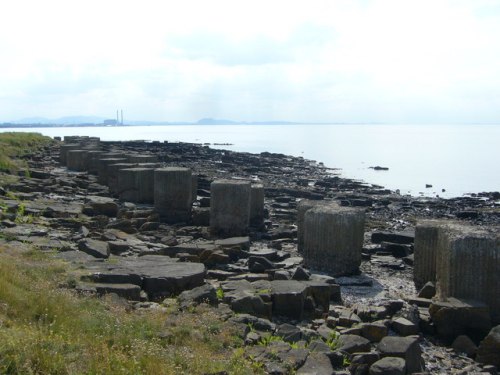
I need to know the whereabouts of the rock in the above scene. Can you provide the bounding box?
[215,236,250,250]
[377,336,423,374]
[276,323,303,343]
[178,284,218,309]
[452,335,478,357]
[78,282,141,300]
[277,348,309,370]
[417,281,436,299]
[248,256,275,273]
[391,317,419,336]
[88,256,205,299]
[360,321,388,342]
[381,242,412,258]
[371,230,414,245]
[271,280,307,320]
[477,325,500,367]
[369,357,406,375]
[86,196,119,217]
[349,352,380,375]
[77,238,110,259]
[296,352,334,375]
[338,334,371,354]
[229,291,271,319]
[292,266,311,281]
[429,297,492,344]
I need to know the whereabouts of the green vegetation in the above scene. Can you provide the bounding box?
[0,243,259,374]
[326,331,341,351]
[0,132,55,173]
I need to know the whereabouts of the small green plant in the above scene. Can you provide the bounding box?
[326,331,341,350]
[216,286,225,300]
[343,355,351,367]
[258,334,284,346]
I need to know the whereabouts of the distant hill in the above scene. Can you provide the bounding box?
[3,116,307,127]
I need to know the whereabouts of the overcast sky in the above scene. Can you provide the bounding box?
[1,0,500,123]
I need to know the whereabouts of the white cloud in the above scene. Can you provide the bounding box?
[1,0,500,122]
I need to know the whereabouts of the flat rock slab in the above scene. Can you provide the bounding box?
[215,236,250,250]
[86,255,206,299]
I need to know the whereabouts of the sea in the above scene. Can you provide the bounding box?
[2,124,499,198]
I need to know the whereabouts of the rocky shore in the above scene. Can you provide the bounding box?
[1,136,499,375]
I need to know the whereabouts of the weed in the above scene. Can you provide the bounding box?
[216,286,225,300]
[326,331,341,350]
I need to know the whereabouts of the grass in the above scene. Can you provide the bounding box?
[0,243,260,374]
[0,132,55,173]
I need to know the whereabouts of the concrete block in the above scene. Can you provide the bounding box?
[297,200,338,252]
[107,163,135,194]
[97,158,128,185]
[66,149,89,171]
[117,168,155,203]
[303,205,365,276]
[154,167,193,223]
[59,143,81,165]
[210,180,251,237]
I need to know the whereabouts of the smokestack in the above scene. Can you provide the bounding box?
[116,110,119,124]
[121,110,123,125]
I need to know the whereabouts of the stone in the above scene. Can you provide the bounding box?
[338,334,371,354]
[302,205,365,276]
[178,284,218,308]
[81,282,141,300]
[296,352,334,375]
[154,167,193,223]
[391,317,419,336]
[78,238,110,259]
[277,348,309,370]
[86,196,119,217]
[429,298,492,344]
[377,336,423,374]
[477,325,500,367]
[417,281,436,299]
[360,321,388,342]
[371,230,415,245]
[248,256,275,273]
[117,168,155,203]
[210,179,251,237]
[88,256,206,300]
[86,150,105,174]
[292,266,311,281]
[369,357,406,375]
[277,323,303,343]
[452,335,478,357]
[271,280,307,320]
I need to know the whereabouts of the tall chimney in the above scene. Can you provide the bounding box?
[116,110,119,124]
[121,110,123,125]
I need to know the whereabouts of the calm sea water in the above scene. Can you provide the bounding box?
[2,124,499,198]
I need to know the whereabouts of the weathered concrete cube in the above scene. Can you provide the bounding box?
[250,184,265,228]
[59,143,81,165]
[107,163,135,194]
[154,167,193,223]
[435,223,500,323]
[97,158,128,185]
[297,199,338,252]
[192,174,198,202]
[303,205,365,276]
[127,154,158,163]
[66,150,89,171]
[117,168,155,203]
[86,150,105,175]
[210,180,251,237]
[414,220,449,288]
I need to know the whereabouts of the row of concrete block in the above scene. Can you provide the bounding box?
[59,140,264,235]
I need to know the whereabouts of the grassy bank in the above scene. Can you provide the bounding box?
[0,243,256,374]
[0,132,55,173]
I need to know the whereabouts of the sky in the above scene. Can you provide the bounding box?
[1,0,500,124]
